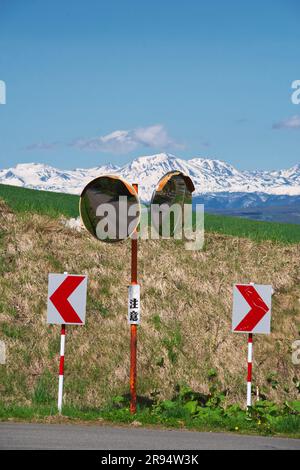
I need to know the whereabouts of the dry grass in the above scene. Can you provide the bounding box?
[0,203,300,408]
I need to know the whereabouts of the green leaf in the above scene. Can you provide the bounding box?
[183,400,198,415]
[286,401,300,414]
[160,400,177,410]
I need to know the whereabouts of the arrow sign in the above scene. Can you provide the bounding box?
[232,284,272,334]
[47,273,87,325]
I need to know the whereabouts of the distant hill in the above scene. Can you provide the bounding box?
[208,202,300,225]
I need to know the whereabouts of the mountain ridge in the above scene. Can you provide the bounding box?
[1,153,300,205]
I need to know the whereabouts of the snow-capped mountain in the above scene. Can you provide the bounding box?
[1,153,300,205]
[0,162,119,196]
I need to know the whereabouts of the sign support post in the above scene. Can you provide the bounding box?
[58,270,68,414]
[130,183,138,414]
[246,281,254,409]
[247,333,253,408]
[58,324,66,413]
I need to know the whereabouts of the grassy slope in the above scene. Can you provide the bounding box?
[0,184,299,436]
[0,187,300,413]
[0,183,300,243]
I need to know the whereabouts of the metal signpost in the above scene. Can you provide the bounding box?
[79,176,140,413]
[128,184,140,414]
[232,283,273,408]
[79,172,194,414]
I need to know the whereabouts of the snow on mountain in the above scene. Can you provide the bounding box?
[1,153,300,202]
[0,162,119,195]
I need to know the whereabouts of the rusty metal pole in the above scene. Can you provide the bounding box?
[130,183,138,414]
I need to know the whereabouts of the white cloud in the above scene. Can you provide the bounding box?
[71,124,182,154]
[133,124,176,148]
[72,130,137,153]
[273,115,300,130]
[24,141,59,151]
[24,125,183,154]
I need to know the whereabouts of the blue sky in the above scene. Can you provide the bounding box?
[0,0,299,170]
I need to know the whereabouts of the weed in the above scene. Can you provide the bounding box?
[32,370,55,405]
[0,391,299,437]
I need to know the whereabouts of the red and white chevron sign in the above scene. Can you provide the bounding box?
[232,284,272,334]
[47,273,87,325]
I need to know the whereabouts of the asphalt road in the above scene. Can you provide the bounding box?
[0,423,299,450]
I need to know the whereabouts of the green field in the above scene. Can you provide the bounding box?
[0,183,299,243]
[0,183,79,218]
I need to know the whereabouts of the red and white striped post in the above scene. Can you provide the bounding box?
[58,324,66,413]
[57,270,68,414]
[247,333,253,408]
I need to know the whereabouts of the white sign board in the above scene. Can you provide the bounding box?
[232,284,272,334]
[47,273,87,325]
[128,284,140,325]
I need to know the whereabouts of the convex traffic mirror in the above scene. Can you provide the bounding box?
[150,171,195,237]
[80,175,140,242]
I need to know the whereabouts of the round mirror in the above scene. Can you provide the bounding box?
[150,171,195,237]
[80,175,140,243]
